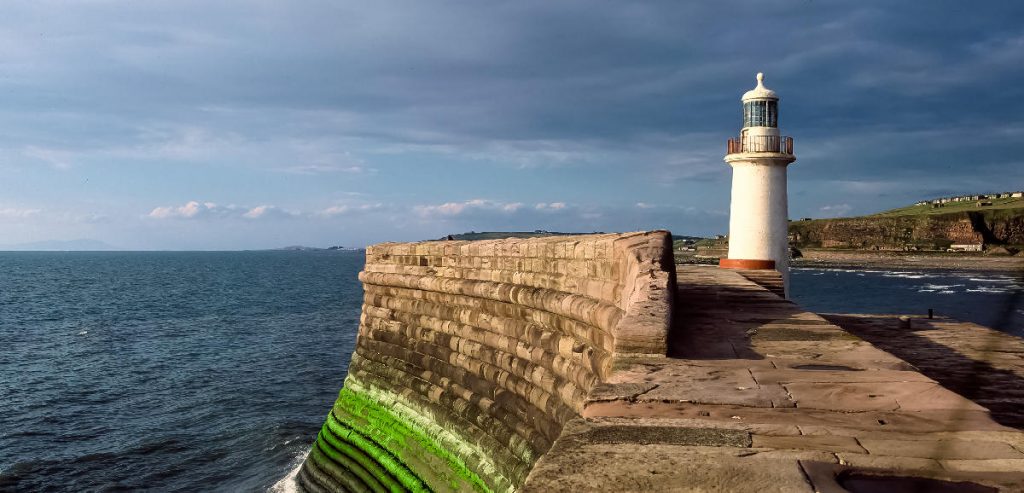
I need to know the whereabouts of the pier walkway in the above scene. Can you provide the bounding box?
[824,313,1024,430]
[523,265,1024,492]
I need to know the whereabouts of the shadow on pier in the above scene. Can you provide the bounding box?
[824,313,1024,429]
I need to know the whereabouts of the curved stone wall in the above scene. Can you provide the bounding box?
[298,231,674,492]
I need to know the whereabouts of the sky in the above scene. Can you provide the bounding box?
[1,1,1023,250]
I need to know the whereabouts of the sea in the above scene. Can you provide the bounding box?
[0,251,363,492]
[1,252,1022,492]
[790,266,1024,338]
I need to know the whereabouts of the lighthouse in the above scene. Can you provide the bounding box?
[720,73,796,297]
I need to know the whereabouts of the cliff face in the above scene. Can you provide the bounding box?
[297,232,674,493]
[789,210,1024,250]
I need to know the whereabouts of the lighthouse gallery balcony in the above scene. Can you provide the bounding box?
[727,135,793,155]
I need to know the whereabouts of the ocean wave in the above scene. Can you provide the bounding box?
[966,287,1009,293]
[968,277,1017,283]
[808,268,862,274]
[268,454,306,493]
[938,290,956,294]
[919,284,963,291]
[882,272,929,279]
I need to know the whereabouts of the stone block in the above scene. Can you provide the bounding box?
[752,434,866,454]
[858,438,1024,460]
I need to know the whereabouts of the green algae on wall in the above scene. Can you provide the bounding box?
[296,233,675,493]
[298,376,501,493]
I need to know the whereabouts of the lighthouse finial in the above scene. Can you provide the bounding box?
[742,72,777,100]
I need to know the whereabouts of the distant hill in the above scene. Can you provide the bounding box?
[442,231,705,242]
[273,245,325,251]
[873,195,1024,218]
[270,245,359,251]
[0,239,120,251]
[790,195,1024,251]
[441,231,601,241]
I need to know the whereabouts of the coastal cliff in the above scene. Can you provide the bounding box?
[789,209,1024,250]
[297,232,674,492]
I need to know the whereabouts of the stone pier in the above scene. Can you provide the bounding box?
[297,232,674,492]
[524,266,1024,491]
[298,232,1024,492]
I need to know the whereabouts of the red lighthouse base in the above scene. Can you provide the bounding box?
[719,258,776,270]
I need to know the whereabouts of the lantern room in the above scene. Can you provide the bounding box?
[741,73,778,128]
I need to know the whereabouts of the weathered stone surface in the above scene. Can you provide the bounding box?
[940,458,1024,473]
[580,425,752,447]
[785,381,986,412]
[824,313,1024,429]
[522,440,816,493]
[525,266,1024,493]
[835,453,944,472]
[300,245,1024,493]
[298,232,675,493]
[858,438,1024,460]
[752,434,866,454]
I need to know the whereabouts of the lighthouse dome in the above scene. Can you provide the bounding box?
[741,72,778,101]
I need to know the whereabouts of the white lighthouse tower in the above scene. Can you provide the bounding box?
[720,73,796,297]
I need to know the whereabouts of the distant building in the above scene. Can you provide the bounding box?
[949,244,983,252]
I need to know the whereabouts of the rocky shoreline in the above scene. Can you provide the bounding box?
[677,249,1024,272]
[793,249,1024,272]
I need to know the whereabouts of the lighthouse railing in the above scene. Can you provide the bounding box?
[727,135,793,155]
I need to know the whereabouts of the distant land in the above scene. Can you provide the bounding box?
[789,193,1024,252]
[270,245,359,251]
[0,239,120,251]
[442,231,597,241]
[443,231,704,242]
[673,192,1024,271]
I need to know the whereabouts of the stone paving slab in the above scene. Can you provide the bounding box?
[751,434,867,454]
[582,401,1010,434]
[784,381,987,412]
[857,438,1023,459]
[523,265,1024,492]
[823,313,1024,429]
[750,368,934,384]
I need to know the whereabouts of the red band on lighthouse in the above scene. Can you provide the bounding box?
[719,258,776,270]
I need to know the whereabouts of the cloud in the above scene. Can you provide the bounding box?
[319,203,385,217]
[3,2,1024,248]
[0,207,43,218]
[413,199,528,218]
[278,149,376,175]
[147,200,397,220]
[242,205,298,219]
[148,201,207,219]
[147,200,296,220]
[407,197,727,237]
[818,204,853,218]
[283,164,371,175]
[22,146,74,170]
